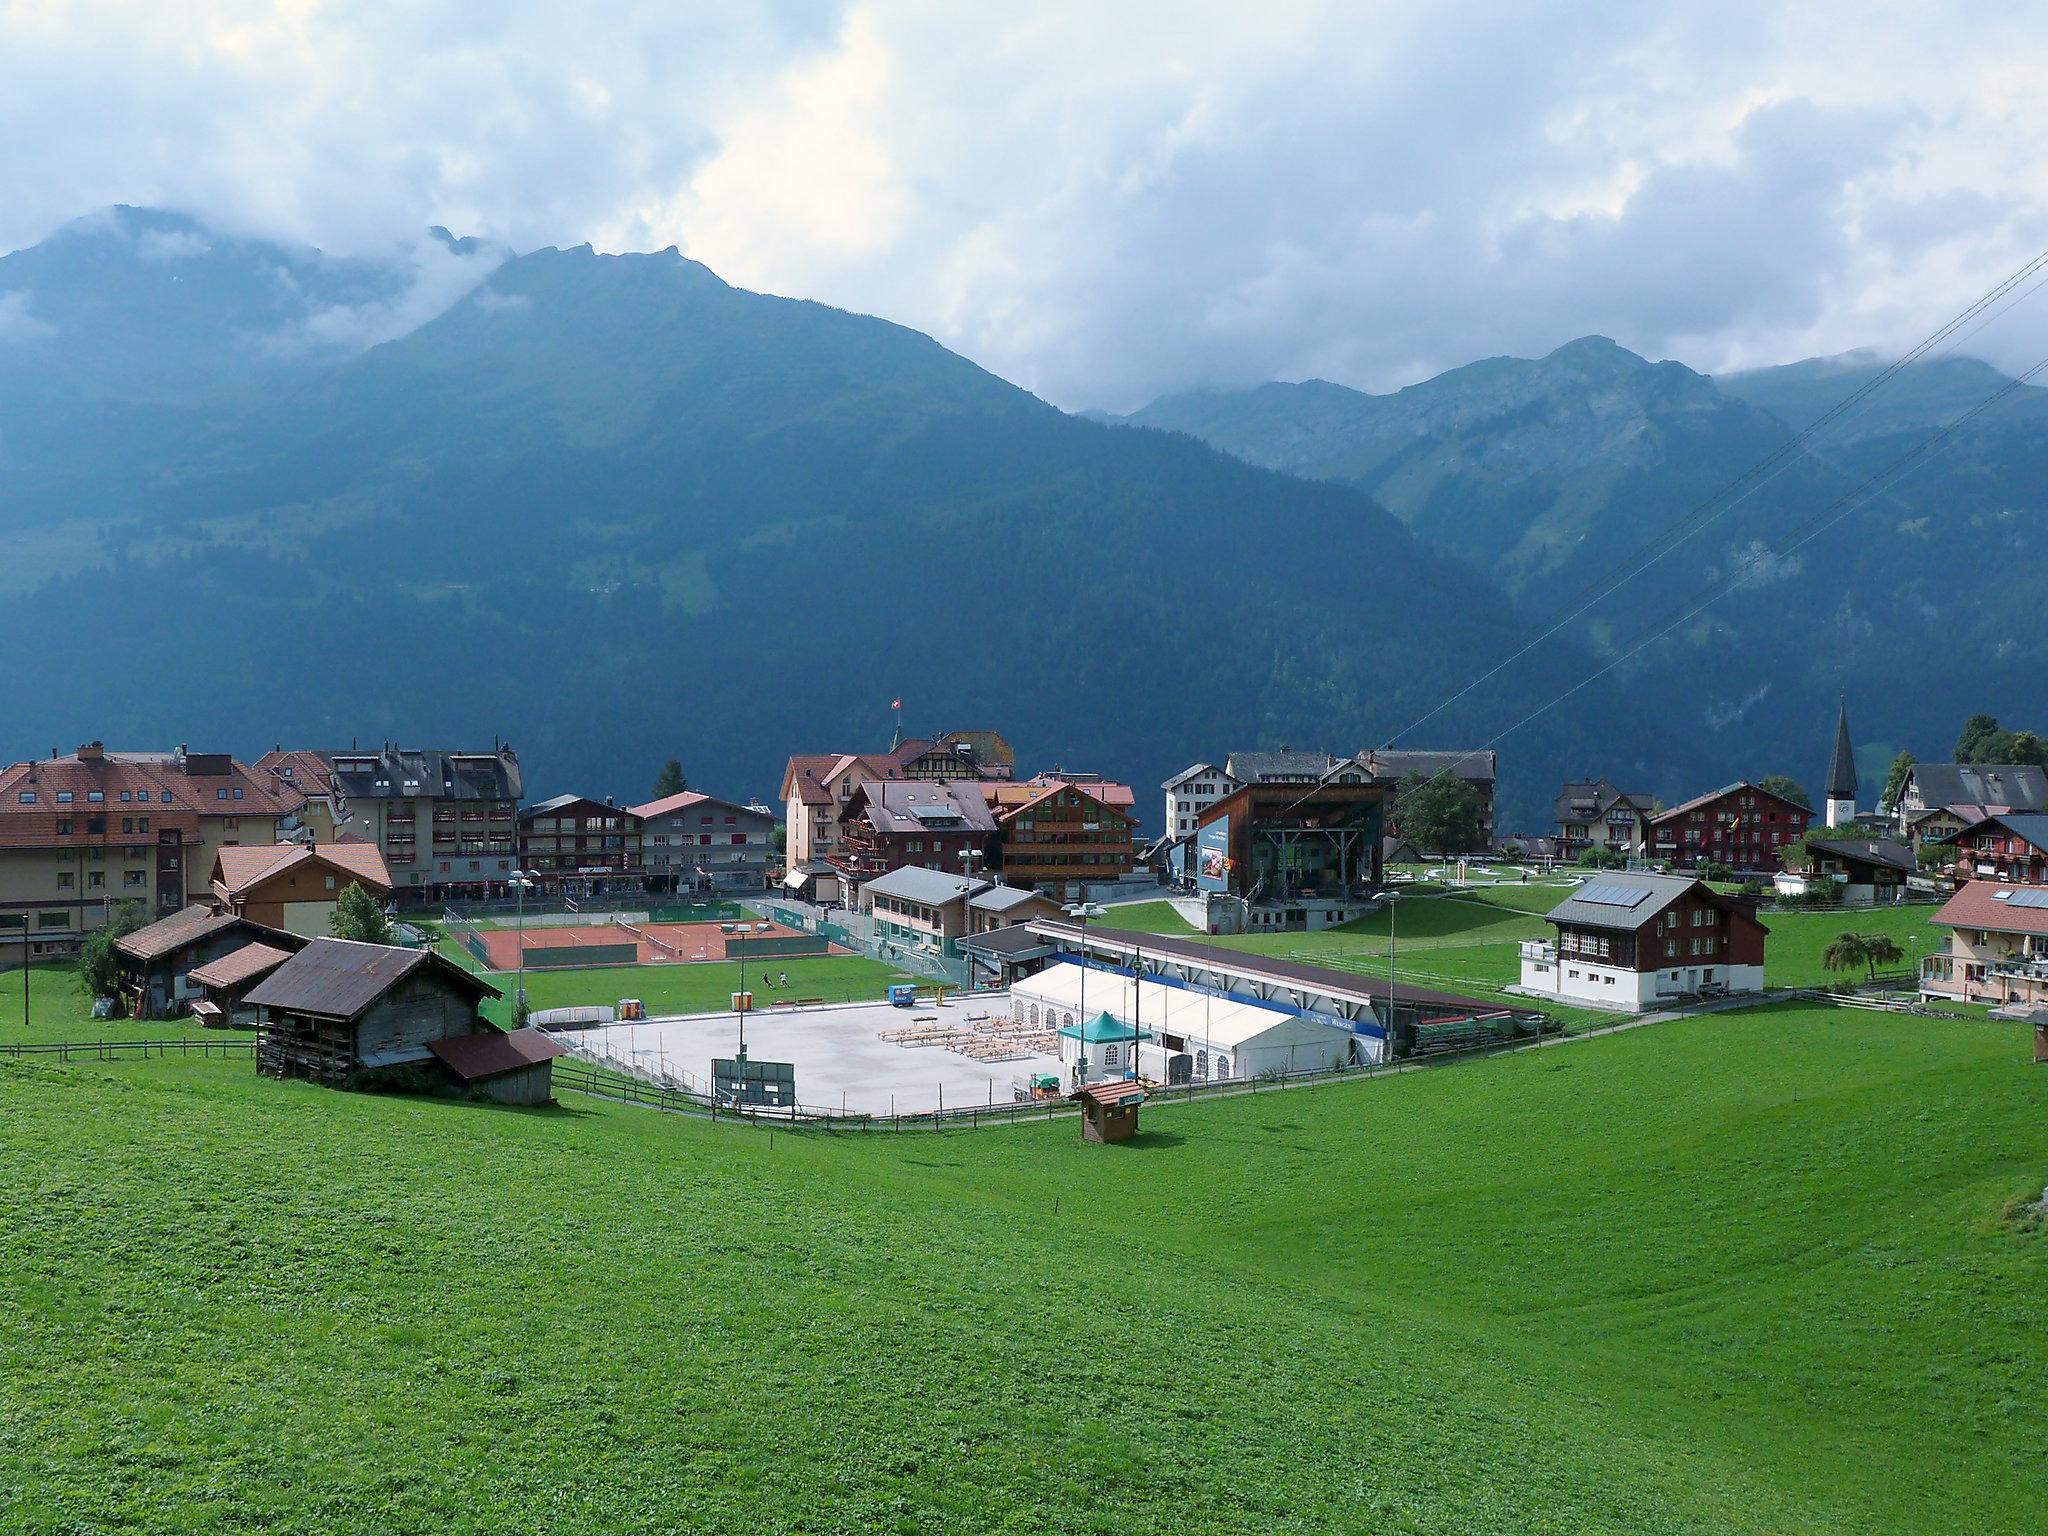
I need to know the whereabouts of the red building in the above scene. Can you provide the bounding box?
[1647,781,1809,871]
[835,780,997,882]
[1938,813,2048,885]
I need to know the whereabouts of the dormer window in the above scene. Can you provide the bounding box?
[55,791,72,804]
[87,790,104,802]
[17,791,34,804]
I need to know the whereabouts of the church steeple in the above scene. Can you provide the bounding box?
[1824,698,1857,828]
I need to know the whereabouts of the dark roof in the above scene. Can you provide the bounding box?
[1825,701,1858,800]
[1161,762,1229,790]
[1223,749,1344,783]
[855,780,997,835]
[1941,811,2048,856]
[1906,763,2048,813]
[859,866,983,904]
[1648,780,1806,825]
[1545,872,1707,931]
[428,1027,563,1081]
[114,905,244,962]
[1552,778,1652,822]
[958,924,1057,959]
[1363,750,1496,786]
[322,747,522,803]
[246,938,499,1020]
[1027,920,1507,1017]
[1806,835,1916,875]
[968,883,1046,914]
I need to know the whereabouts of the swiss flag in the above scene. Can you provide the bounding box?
[891,697,902,710]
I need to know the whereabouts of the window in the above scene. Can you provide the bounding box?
[56,820,71,836]
[55,791,73,804]
[123,871,144,888]
[233,787,243,800]
[16,791,33,803]
[217,789,228,800]
[56,872,74,888]
[87,790,104,802]
[37,911,68,929]
[137,818,148,832]
[1102,1043,1120,1068]
[87,872,104,890]
[119,791,131,802]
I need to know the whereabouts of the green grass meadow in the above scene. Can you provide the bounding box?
[3,1002,2045,1532]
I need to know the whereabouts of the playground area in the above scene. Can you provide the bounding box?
[558,992,1064,1116]
[462,916,841,971]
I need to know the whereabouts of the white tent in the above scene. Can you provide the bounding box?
[1010,962,1360,1082]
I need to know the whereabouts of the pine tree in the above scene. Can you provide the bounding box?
[330,883,392,945]
[1879,751,1915,812]
[652,759,687,797]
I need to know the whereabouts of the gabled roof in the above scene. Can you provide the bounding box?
[322,747,521,803]
[1804,836,1917,876]
[428,1027,563,1082]
[1905,763,2048,813]
[522,792,632,820]
[850,780,997,835]
[212,842,393,897]
[246,938,499,1020]
[1361,750,1497,785]
[114,904,246,962]
[859,866,985,905]
[1543,872,1752,933]
[1223,750,1344,783]
[627,789,770,822]
[1647,781,1806,826]
[968,883,1049,914]
[1554,778,1654,822]
[187,941,296,991]
[1932,879,2048,936]
[1161,762,1230,790]
[1940,811,2048,856]
[255,749,337,798]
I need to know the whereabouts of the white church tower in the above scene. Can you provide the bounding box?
[1824,699,1858,829]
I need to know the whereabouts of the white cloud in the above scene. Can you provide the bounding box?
[3,2,2046,406]
[137,228,211,261]
[259,235,510,355]
[0,291,56,342]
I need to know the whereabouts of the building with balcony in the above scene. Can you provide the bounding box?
[835,780,997,886]
[982,779,1139,900]
[1894,762,2048,822]
[317,745,522,904]
[1934,812,2048,886]
[1517,872,1767,1011]
[0,742,302,958]
[1919,880,2048,1008]
[1553,778,1654,859]
[1647,781,1809,871]
[517,795,645,895]
[630,791,775,892]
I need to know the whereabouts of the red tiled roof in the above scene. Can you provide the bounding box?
[114,905,243,962]
[213,842,393,896]
[0,750,304,827]
[1932,879,2048,936]
[254,749,336,798]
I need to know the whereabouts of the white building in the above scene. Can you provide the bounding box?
[1161,762,1242,841]
[1009,960,1356,1085]
[1515,873,1769,1012]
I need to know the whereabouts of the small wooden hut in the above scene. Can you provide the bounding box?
[1074,1079,1147,1143]
[247,937,500,1085]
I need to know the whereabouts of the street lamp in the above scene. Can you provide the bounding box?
[1063,900,1107,1083]
[1380,888,1403,1065]
[509,869,536,1018]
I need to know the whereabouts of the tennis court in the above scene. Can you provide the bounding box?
[472,918,841,970]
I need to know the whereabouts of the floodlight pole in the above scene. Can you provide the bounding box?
[510,870,534,1017]
[1382,889,1402,1065]
[1063,900,1107,1084]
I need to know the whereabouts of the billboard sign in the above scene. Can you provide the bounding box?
[1194,815,1232,893]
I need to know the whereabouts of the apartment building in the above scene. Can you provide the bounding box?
[984,779,1139,898]
[836,780,997,883]
[630,791,776,892]
[1162,763,1242,839]
[1647,781,1809,870]
[1554,778,1655,859]
[0,742,301,957]
[517,795,645,894]
[1919,880,2048,1009]
[319,745,524,904]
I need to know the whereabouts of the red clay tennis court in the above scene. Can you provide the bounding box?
[474,918,842,970]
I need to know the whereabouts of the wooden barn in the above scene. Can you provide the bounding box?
[113,905,303,1019]
[247,938,502,1085]
[186,940,298,1028]
[427,1028,566,1105]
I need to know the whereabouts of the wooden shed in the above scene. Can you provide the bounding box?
[185,941,298,1028]
[247,937,501,1085]
[1074,1079,1147,1143]
[427,1028,566,1105]
[113,906,302,1019]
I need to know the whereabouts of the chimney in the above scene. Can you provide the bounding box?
[76,741,104,762]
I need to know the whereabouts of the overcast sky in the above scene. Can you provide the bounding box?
[6,1,2047,409]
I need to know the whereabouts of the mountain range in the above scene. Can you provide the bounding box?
[3,205,2041,831]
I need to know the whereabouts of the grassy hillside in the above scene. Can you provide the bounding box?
[3,1003,2044,1532]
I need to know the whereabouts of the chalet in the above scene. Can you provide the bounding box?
[246,938,553,1099]
[1518,872,1767,1011]
[1937,812,2048,885]
[1647,782,1809,870]
[628,791,774,892]
[1775,835,1918,905]
[1554,778,1654,859]
[780,731,1009,871]
[982,779,1139,898]
[1161,763,1242,840]
[1904,804,1982,854]
[210,842,393,936]
[517,794,644,894]
[837,780,996,884]
[1919,881,2048,1010]
[1896,762,2048,820]
[112,905,303,1019]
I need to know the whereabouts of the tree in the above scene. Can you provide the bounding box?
[1879,750,1915,812]
[1758,774,1812,810]
[1577,846,1627,869]
[652,759,688,798]
[330,883,392,945]
[1822,931,1906,983]
[76,902,151,1000]
[1955,713,2005,763]
[1394,772,1484,855]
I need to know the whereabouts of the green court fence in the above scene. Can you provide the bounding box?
[647,901,747,924]
[443,908,493,968]
[521,943,639,969]
[725,934,832,959]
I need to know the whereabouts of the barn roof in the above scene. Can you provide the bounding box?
[187,941,296,991]
[428,1027,563,1082]
[246,938,499,1020]
[114,905,244,962]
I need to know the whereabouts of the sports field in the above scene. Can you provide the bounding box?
[2,1002,2043,1532]
[468,917,836,969]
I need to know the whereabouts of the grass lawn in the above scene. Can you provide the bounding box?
[0,963,253,1048]
[1756,903,1946,989]
[2,1002,2044,1532]
[435,948,916,1025]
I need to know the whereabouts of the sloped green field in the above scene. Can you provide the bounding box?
[2,1003,2044,1534]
